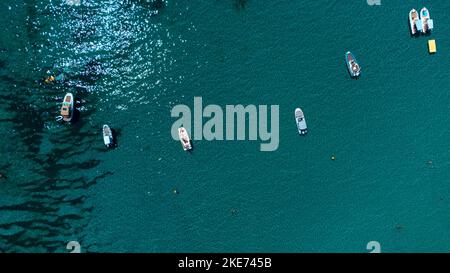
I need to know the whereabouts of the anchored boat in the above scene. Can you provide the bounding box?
[60,93,74,122]
[103,125,114,148]
[345,51,361,78]
[178,127,192,151]
[409,9,422,35]
[420,7,433,33]
[295,108,307,135]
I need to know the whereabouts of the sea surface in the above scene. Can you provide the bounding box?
[1,0,450,253]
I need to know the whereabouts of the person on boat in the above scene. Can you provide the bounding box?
[44,75,55,84]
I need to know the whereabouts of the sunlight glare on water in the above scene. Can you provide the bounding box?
[39,0,188,111]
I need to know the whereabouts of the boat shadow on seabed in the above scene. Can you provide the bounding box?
[70,108,81,123]
[108,128,119,149]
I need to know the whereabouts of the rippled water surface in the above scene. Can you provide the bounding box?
[0,0,194,252]
[1,0,450,252]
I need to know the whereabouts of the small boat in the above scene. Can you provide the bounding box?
[420,7,433,33]
[60,93,74,122]
[409,9,422,35]
[103,125,114,147]
[178,127,192,151]
[345,51,361,78]
[295,108,307,135]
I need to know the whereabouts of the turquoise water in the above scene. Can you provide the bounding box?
[1,0,450,252]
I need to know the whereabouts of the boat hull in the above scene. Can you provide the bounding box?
[295,108,307,135]
[61,93,74,122]
[409,9,420,35]
[345,51,361,78]
[103,125,114,147]
[420,8,431,33]
[178,127,192,151]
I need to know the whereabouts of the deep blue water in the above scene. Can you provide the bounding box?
[1,0,450,252]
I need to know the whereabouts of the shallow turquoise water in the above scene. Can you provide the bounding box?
[1,0,450,252]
